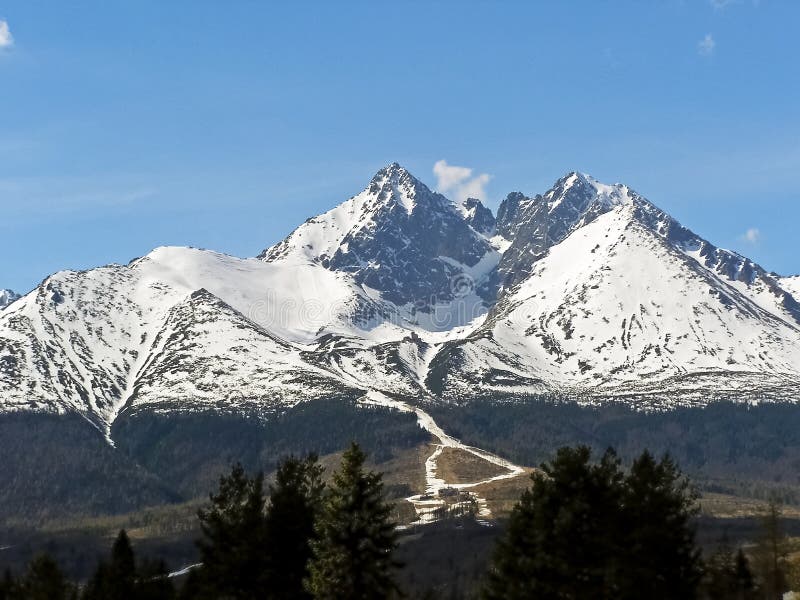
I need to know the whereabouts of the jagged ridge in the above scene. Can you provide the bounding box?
[2,164,800,438]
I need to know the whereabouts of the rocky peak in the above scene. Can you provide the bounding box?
[495,172,639,291]
[460,197,496,235]
[0,289,20,310]
[260,164,497,313]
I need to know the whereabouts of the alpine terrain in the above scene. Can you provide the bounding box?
[2,163,800,520]
[0,289,19,310]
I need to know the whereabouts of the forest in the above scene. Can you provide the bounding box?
[2,443,798,599]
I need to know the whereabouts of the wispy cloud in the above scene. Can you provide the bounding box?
[698,33,716,56]
[433,160,491,205]
[740,228,761,244]
[0,19,13,49]
[0,175,158,223]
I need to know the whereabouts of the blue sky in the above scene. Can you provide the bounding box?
[1,1,798,293]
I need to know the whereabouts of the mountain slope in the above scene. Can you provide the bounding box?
[779,275,800,302]
[0,247,361,434]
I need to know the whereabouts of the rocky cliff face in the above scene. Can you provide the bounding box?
[0,289,20,310]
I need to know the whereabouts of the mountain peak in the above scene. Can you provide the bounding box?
[460,197,496,235]
[370,162,409,184]
[0,289,20,310]
[365,162,436,215]
[547,171,635,210]
[260,162,496,312]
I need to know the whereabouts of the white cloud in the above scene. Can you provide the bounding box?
[433,160,471,191]
[433,160,491,204]
[740,228,761,243]
[698,33,715,56]
[0,20,13,49]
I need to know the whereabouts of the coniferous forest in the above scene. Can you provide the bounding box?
[3,442,799,599]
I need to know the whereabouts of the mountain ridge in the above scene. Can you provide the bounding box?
[2,163,800,437]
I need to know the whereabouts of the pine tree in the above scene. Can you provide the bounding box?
[263,454,325,600]
[177,568,209,600]
[82,529,137,600]
[18,555,75,600]
[195,463,270,599]
[734,549,757,599]
[305,442,399,600]
[135,559,176,600]
[703,540,757,600]
[483,446,702,600]
[618,451,702,598]
[753,498,788,600]
[110,529,137,596]
[482,446,625,599]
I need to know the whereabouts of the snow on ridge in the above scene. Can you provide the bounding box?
[581,173,636,207]
[780,275,800,299]
[2,164,800,431]
[448,206,800,399]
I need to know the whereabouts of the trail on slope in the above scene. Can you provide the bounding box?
[359,391,526,525]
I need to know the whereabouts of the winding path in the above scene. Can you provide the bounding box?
[359,391,526,524]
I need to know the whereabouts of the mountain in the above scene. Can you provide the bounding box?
[427,172,800,404]
[3,163,800,520]
[0,247,362,436]
[260,163,501,329]
[0,289,20,310]
[2,164,800,430]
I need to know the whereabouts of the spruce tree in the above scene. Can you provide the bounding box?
[264,454,325,600]
[195,463,270,599]
[305,442,399,600]
[18,555,74,600]
[83,529,137,600]
[733,549,756,598]
[483,446,702,600]
[619,451,702,598]
[136,559,177,600]
[483,446,625,599]
[110,529,137,596]
[83,529,174,600]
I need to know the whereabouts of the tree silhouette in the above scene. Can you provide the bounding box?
[195,463,270,599]
[263,454,325,599]
[753,499,788,600]
[305,443,399,599]
[484,446,702,600]
[83,529,174,600]
[17,555,75,600]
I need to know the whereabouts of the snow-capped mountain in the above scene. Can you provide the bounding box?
[431,184,800,404]
[0,289,20,310]
[261,163,501,327]
[2,164,800,438]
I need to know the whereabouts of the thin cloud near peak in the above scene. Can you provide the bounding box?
[740,228,761,244]
[0,19,13,49]
[433,160,492,205]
